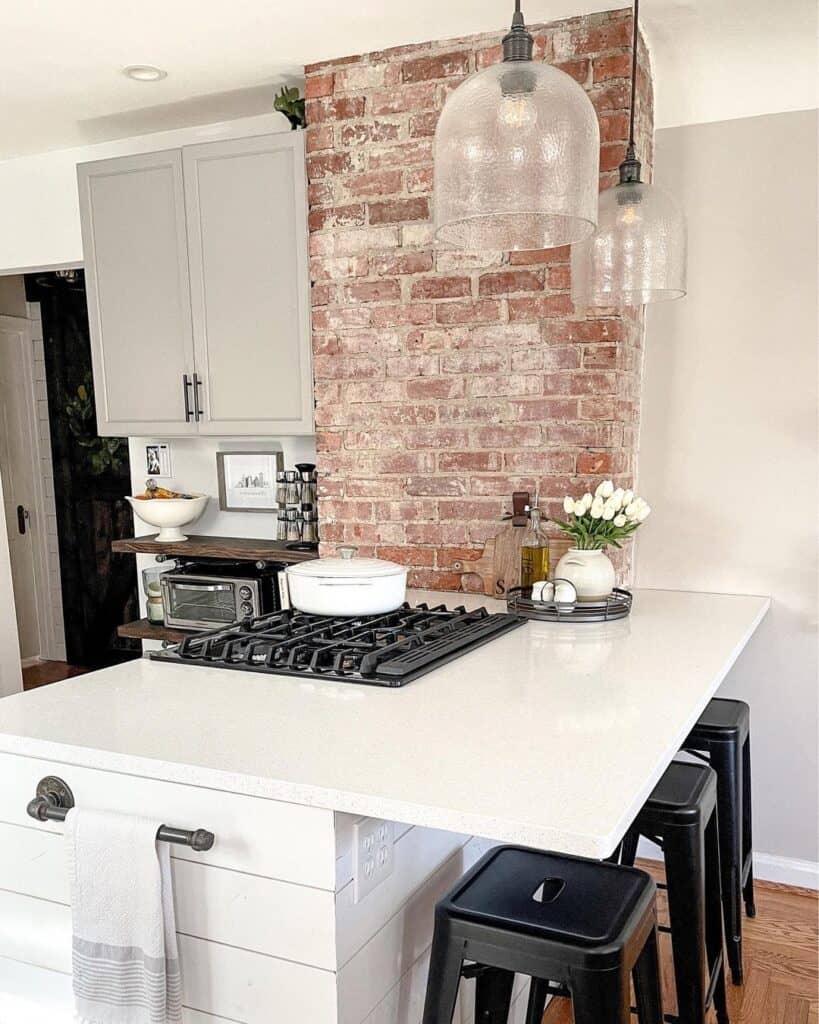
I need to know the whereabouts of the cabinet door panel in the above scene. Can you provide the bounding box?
[183,133,314,435]
[77,150,197,436]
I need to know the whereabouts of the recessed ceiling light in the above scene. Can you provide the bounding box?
[123,65,167,82]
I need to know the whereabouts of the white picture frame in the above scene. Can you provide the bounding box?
[217,450,284,513]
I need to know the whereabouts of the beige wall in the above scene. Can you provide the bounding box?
[636,110,818,873]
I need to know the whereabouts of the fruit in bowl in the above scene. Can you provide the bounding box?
[126,480,208,542]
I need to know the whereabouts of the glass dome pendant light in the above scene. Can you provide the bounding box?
[571,0,687,306]
[433,1,600,251]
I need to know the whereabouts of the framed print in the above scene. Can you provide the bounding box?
[217,450,284,513]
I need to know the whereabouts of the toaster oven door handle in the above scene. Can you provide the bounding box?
[172,582,233,592]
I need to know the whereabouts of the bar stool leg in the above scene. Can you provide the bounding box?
[705,810,730,1024]
[524,978,549,1024]
[621,828,640,867]
[632,924,664,1024]
[571,969,630,1024]
[664,822,708,1024]
[474,967,514,1024]
[422,924,464,1024]
[742,734,756,918]
[710,742,744,984]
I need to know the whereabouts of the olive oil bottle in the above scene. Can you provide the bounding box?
[520,506,549,588]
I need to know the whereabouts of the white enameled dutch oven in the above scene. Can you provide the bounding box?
[285,545,407,616]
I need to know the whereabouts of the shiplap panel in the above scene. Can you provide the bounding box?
[0,752,335,888]
[0,890,336,1023]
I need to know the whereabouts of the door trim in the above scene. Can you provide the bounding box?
[0,314,60,661]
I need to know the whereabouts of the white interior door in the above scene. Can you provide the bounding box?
[0,318,46,663]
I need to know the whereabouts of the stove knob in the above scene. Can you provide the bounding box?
[240,602,254,616]
[239,586,253,600]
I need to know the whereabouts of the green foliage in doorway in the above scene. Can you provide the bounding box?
[274,85,306,129]
[64,374,127,476]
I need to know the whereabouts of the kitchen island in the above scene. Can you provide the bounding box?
[0,588,769,1024]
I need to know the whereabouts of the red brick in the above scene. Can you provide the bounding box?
[343,169,403,197]
[369,197,430,224]
[548,422,622,446]
[306,96,366,123]
[436,546,483,567]
[435,300,502,325]
[478,270,544,296]
[543,319,623,343]
[405,477,468,497]
[311,282,334,306]
[371,304,435,327]
[313,354,383,379]
[405,427,469,449]
[402,51,470,83]
[305,54,361,75]
[407,569,463,591]
[508,246,571,266]
[411,276,471,300]
[508,295,575,320]
[407,167,434,193]
[407,377,467,400]
[345,478,404,499]
[504,451,575,473]
[473,425,542,448]
[555,59,590,84]
[406,524,469,545]
[309,204,365,231]
[339,121,401,146]
[563,21,632,56]
[307,151,353,179]
[386,354,440,378]
[583,344,618,368]
[591,81,631,112]
[373,453,436,474]
[376,545,436,566]
[370,83,436,115]
[373,251,434,275]
[599,112,630,143]
[548,265,572,290]
[600,143,627,173]
[576,452,613,474]
[468,374,540,398]
[343,279,401,303]
[441,351,507,374]
[305,73,334,99]
[369,141,433,169]
[409,111,440,137]
[593,53,632,83]
[510,398,579,421]
[438,451,503,472]
[439,500,504,521]
[306,125,335,152]
[308,181,333,206]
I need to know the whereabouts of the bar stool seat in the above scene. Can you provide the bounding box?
[683,697,754,984]
[621,761,730,1024]
[422,845,664,1024]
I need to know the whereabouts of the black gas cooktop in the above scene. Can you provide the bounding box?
[150,603,526,687]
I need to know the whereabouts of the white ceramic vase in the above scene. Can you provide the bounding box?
[554,547,616,602]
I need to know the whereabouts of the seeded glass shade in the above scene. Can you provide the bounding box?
[433,61,600,251]
[571,179,687,306]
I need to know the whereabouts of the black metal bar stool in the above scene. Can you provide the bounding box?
[682,697,754,984]
[620,762,729,1024]
[421,845,663,1024]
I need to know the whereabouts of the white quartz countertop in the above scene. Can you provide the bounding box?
[0,588,769,858]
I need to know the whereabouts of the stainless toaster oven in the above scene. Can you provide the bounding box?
[160,560,282,631]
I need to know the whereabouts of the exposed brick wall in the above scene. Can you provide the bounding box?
[305,8,654,590]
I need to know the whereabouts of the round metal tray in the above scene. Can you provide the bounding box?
[506,585,633,622]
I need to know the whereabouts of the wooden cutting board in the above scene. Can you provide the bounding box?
[457,526,573,598]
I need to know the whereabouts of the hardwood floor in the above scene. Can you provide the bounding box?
[22,660,87,690]
[541,861,818,1023]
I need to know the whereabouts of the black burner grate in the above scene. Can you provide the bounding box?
[150,603,526,686]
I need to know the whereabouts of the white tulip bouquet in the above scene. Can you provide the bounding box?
[555,480,651,550]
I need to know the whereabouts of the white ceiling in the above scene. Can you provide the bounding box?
[1,0,815,160]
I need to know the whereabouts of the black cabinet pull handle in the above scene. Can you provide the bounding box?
[183,374,193,422]
[193,373,204,422]
[16,505,27,535]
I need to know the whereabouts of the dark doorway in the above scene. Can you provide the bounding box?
[24,270,140,668]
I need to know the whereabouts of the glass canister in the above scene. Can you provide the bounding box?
[141,562,176,624]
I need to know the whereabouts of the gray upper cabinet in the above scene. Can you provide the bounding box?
[78,150,198,436]
[184,134,314,435]
[77,132,314,437]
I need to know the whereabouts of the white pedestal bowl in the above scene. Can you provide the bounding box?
[125,495,208,542]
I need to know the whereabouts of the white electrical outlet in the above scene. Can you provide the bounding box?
[353,817,394,902]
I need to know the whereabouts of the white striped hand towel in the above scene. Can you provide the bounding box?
[65,808,182,1024]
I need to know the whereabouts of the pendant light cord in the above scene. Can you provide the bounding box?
[627,0,639,157]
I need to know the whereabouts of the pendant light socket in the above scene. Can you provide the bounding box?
[502,3,534,61]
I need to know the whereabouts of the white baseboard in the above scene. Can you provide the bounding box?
[19,656,41,669]
[636,838,818,891]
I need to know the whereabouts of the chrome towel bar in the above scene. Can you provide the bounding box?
[26,775,215,852]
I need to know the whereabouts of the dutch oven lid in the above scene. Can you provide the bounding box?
[287,545,406,579]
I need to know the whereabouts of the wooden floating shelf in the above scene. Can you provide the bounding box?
[117,619,190,643]
[111,534,317,563]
